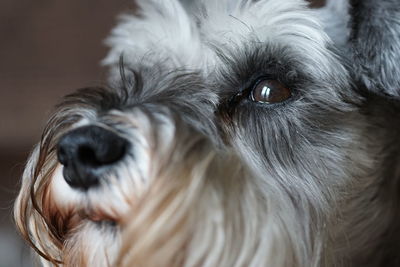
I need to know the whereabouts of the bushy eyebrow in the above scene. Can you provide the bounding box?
[58,86,124,113]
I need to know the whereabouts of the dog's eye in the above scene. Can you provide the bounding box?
[250,79,291,104]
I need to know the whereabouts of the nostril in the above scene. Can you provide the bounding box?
[78,145,102,167]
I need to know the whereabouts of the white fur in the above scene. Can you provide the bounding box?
[315,0,350,46]
[103,0,202,69]
[104,0,338,78]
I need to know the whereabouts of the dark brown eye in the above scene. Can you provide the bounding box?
[250,79,292,104]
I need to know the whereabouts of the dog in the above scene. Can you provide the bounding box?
[14,0,400,266]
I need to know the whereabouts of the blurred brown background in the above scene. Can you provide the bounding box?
[0,0,324,266]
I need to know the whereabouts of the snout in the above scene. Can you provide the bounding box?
[57,125,129,191]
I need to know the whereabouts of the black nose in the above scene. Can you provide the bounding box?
[57,125,129,191]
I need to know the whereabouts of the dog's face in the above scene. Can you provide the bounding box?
[15,0,372,266]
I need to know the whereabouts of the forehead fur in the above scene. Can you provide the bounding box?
[103,0,333,74]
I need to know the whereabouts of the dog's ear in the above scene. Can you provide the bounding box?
[103,0,201,68]
[348,0,400,97]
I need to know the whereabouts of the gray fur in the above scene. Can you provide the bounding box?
[349,0,400,97]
